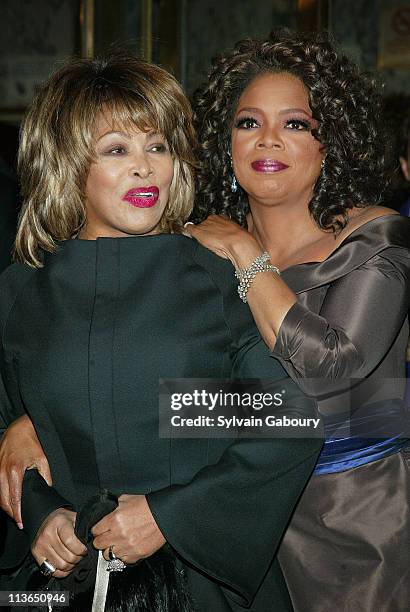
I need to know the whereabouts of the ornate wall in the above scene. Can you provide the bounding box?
[331,0,410,93]
[182,0,297,93]
[182,0,410,95]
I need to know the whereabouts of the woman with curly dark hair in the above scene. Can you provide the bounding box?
[186,29,410,611]
[0,51,322,612]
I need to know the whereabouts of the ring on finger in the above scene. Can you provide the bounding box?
[107,545,127,572]
[39,558,57,577]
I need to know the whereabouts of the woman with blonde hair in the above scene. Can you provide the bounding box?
[0,52,321,611]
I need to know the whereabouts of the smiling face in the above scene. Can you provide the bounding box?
[81,112,174,239]
[231,72,323,209]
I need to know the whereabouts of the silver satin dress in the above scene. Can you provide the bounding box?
[273,215,410,612]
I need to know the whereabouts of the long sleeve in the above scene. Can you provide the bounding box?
[147,244,322,606]
[0,372,12,439]
[0,370,73,569]
[0,470,73,571]
[0,368,73,554]
[0,376,73,569]
[0,266,73,567]
[21,470,74,545]
[0,263,34,426]
[147,377,321,606]
[273,247,410,395]
[0,242,321,597]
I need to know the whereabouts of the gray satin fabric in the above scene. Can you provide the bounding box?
[278,452,410,612]
[274,216,410,611]
[273,216,410,399]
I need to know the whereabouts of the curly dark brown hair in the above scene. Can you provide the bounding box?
[192,29,387,232]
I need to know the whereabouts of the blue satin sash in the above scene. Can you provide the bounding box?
[314,399,409,475]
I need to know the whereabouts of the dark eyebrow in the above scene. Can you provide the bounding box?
[235,107,262,115]
[236,106,312,118]
[278,107,312,118]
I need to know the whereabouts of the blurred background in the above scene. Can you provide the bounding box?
[0,0,410,270]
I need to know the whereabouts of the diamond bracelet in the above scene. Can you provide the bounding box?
[235,251,280,303]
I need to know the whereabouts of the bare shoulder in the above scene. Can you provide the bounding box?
[349,205,398,224]
[358,205,398,219]
[339,206,399,241]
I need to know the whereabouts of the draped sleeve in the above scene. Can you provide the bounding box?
[147,243,322,607]
[0,264,74,568]
[272,216,410,396]
[0,263,34,426]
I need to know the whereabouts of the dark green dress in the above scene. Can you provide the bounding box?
[0,235,322,611]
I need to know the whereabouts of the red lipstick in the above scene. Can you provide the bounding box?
[122,186,159,208]
[251,160,289,173]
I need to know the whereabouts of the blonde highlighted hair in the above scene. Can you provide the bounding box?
[16,52,197,267]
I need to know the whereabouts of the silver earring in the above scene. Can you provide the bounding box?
[228,151,238,192]
[321,158,325,169]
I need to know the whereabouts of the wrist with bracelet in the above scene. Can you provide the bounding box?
[235,251,280,303]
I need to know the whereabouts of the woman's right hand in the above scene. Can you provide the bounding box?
[31,508,87,578]
[0,414,51,528]
[184,215,263,269]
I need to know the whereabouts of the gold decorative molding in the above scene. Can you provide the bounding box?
[80,0,95,58]
[141,0,153,61]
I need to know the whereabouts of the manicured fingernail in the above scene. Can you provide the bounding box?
[184,222,194,227]
[17,522,23,530]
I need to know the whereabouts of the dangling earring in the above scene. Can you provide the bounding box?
[321,157,325,170]
[228,150,238,193]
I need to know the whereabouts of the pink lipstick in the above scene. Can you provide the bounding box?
[122,186,159,208]
[251,160,289,173]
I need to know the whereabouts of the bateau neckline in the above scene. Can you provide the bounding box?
[65,233,190,244]
[282,213,402,272]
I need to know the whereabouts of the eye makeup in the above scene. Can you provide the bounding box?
[284,118,312,130]
[234,116,260,129]
[234,114,314,131]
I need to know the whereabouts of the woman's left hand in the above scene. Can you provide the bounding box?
[185,215,263,269]
[91,494,166,564]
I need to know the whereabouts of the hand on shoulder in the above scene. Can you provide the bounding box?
[184,215,263,268]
